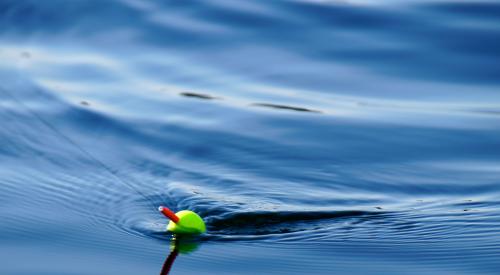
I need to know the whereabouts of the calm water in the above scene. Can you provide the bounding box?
[1,0,500,274]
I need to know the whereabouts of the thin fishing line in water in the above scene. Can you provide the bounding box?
[3,62,207,236]
[1,85,209,236]
[0,84,161,211]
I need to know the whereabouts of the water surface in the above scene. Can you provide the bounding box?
[1,0,500,274]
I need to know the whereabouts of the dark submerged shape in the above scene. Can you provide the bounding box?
[252,103,321,113]
[206,210,374,236]
[179,92,219,100]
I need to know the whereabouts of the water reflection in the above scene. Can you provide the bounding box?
[159,237,201,275]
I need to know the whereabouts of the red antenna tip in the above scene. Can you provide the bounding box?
[158,206,180,223]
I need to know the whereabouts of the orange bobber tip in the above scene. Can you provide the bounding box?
[158,206,180,223]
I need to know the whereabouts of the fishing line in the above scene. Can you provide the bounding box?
[0,84,161,211]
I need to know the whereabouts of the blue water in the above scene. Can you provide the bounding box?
[1,0,500,274]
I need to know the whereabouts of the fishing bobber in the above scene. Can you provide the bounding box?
[158,206,206,235]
